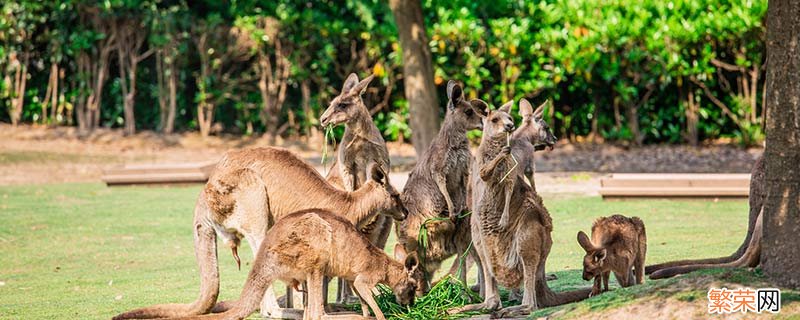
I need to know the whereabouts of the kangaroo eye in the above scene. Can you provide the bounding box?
[465,109,474,116]
[337,102,350,110]
[492,118,499,123]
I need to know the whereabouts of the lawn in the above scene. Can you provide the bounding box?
[0,183,784,319]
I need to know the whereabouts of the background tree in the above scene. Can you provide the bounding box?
[0,0,773,148]
[191,11,254,137]
[151,1,187,134]
[389,0,439,155]
[761,0,800,289]
[112,1,156,135]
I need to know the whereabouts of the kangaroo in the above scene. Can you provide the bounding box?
[645,155,765,278]
[319,72,394,303]
[395,80,487,291]
[113,147,406,320]
[510,98,557,191]
[168,209,424,320]
[577,214,647,297]
[450,105,588,318]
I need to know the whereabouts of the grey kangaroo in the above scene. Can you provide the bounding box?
[395,80,488,292]
[510,98,557,191]
[450,104,588,318]
[165,209,424,320]
[577,214,647,297]
[112,147,406,320]
[319,72,394,304]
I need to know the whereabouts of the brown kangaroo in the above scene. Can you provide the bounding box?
[646,155,765,279]
[166,209,424,320]
[113,147,406,320]
[450,105,588,318]
[577,214,647,297]
[319,72,395,303]
[510,98,557,191]
[395,80,487,291]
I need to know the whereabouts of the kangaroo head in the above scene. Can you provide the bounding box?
[483,100,515,139]
[577,231,607,281]
[445,80,488,131]
[364,163,407,221]
[393,244,425,304]
[518,98,557,150]
[320,73,375,127]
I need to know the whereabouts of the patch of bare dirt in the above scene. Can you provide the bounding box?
[0,124,762,186]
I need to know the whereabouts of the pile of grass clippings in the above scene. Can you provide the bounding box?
[371,274,484,319]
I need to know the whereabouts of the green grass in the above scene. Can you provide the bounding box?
[0,183,784,319]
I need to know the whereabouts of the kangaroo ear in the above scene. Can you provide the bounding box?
[519,98,534,117]
[342,73,359,94]
[470,99,489,117]
[594,249,607,262]
[577,231,594,252]
[404,251,420,271]
[368,163,387,185]
[394,243,407,262]
[350,74,375,96]
[533,100,547,119]
[498,100,513,114]
[447,80,463,104]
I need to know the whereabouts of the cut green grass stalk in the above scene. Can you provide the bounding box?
[321,125,336,174]
[371,274,484,319]
[500,132,518,183]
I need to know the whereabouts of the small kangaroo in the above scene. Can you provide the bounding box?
[510,98,557,191]
[577,214,647,297]
[319,72,394,303]
[396,80,487,290]
[450,105,588,318]
[113,147,406,320]
[483,101,517,228]
[168,209,424,320]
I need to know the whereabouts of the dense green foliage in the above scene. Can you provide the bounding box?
[1,0,766,145]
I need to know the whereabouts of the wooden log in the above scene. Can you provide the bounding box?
[102,161,217,186]
[600,173,750,199]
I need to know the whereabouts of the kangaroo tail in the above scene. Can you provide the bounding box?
[114,193,221,320]
[646,156,765,275]
[537,278,592,307]
[650,209,762,280]
[534,268,591,307]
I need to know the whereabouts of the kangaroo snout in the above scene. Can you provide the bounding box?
[504,123,515,132]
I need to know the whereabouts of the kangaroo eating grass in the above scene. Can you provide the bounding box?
[450,105,589,318]
[319,72,394,303]
[510,98,557,191]
[113,147,406,320]
[577,214,647,296]
[645,156,765,279]
[395,80,487,291]
[167,209,423,320]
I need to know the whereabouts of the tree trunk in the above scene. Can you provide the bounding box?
[300,79,319,141]
[389,0,440,156]
[761,0,800,290]
[41,63,58,124]
[682,84,699,146]
[165,58,177,134]
[9,51,29,126]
